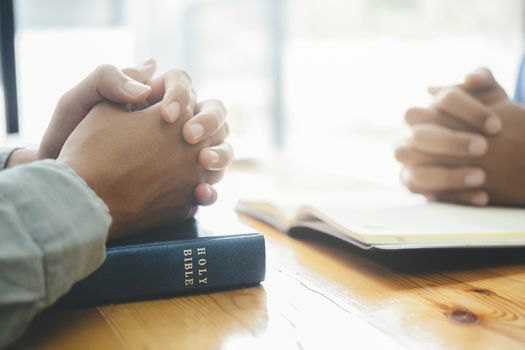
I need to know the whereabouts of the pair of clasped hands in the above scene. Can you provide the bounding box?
[7,59,233,239]
[396,68,525,207]
[9,59,523,243]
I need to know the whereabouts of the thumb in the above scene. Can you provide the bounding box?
[40,64,152,159]
[121,57,157,84]
[64,64,152,118]
[463,67,497,91]
[81,63,153,107]
[427,68,497,96]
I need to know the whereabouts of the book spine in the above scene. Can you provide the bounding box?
[61,234,266,305]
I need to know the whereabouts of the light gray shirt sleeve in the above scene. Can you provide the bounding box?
[0,148,112,348]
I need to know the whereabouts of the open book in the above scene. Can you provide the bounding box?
[235,176,525,250]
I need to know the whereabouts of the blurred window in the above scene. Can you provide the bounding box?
[3,0,524,183]
[284,0,523,184]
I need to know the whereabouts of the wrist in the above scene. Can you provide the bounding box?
[6,148,38,168]
[56,156,121,235]
[57,157,119,239]
[56,156,106,199]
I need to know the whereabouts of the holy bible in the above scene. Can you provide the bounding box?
[60,219,266,305]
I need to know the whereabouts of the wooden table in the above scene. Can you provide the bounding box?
[12,214,525,349]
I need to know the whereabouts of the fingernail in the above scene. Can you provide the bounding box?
[484,115,502,134]
[205,150,220,166]
[464,170,485,187]
[468,137,488,156]
[122,80,150,96]
[471,192,489,206]
[165,102,181,122]
[187,124,204,142]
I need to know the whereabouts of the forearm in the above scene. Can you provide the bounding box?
[0,147,38,170]
[0,159,111,348]
[5,149,38,168]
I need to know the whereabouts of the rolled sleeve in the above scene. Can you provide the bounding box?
[0,160,112,348]
[0,147,18,170]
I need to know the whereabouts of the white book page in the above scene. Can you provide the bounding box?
[309,193,525,245]
[234,161,525,245]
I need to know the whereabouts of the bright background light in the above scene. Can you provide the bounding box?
[3,0,523,186]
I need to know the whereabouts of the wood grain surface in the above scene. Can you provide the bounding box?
[12,216,525,350]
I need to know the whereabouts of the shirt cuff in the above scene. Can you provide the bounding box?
[1,159,112,304]
[0,147,18,170]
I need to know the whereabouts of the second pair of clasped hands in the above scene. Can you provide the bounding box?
[7,59,233,240]
[396,68,525,207]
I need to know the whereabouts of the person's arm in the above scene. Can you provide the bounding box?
[395,68,508,206]
[0,151,111,348]
[396,66,525,206]
[0,147,20,169]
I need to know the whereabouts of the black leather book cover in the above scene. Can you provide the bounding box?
[60,219,266,305]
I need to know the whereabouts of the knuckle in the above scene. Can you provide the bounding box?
[201,99,227,117]
[200,113,221,132]
[407,168,424,188]
[218,142,234,161]
[404,179,419,193]
[446,170,463,187]
[214,124,229,143]
[121,67,141,79]
[411,127,427,146]
[189,89,197,103]
[439,193,463,205]
[474,109,491,123]
[214,99,227,116]
[168,69,192,84]
[450,194,468,205]
[223,123,230,139]
[207,170,225,185]
[177,69,192,83]
[436,88,460,107]
[94,64,118,78]
[178,107,193,125]
[404,107,422,124]
[56,90,73,110]
[224,144,234,165]
[169,84,191,104]
[394,146,409,163]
